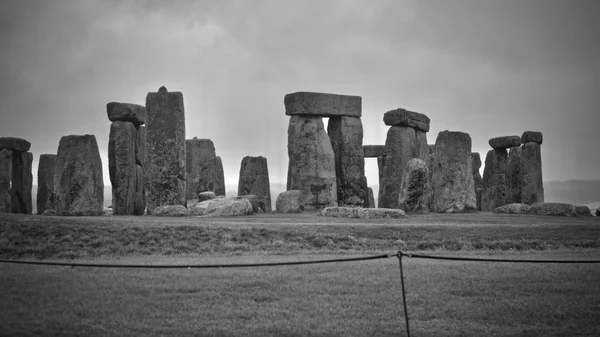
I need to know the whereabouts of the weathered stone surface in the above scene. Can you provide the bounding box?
[596,207,600,217]
[103,207,113,216]
[284,92,361,118]
[238,156,272,212]
[482,149,508,211]
[37,154,57,215]
[493,203,530,214]
[377,155,386,205]
[425,144,436,210]
[198,191,217,202]
[276,190,304,213]
[489,136,521,149]
[133,164,145,215]
[379,126,428,209]
[107,102,146,126]
[506,146,523,204]
[520,142,544,205]
[145,87,186,214]
[383,109,431,132]
[471,151,483,211]
[398,158,430,214]
[574,205,592,217]
[0,149,11,213]
[521,131,543,145]
[328,116,366,207]
[186,138,216,200]
[11,151,32,214]
[527,202,575,216]
[363,145,385,158]
[470,153,481,172]
[238,195,266,213]
[321,206,359,218]
[287,115,337,210]
[431,131,476,213]
[190,197,253,216]
[367,187,375,208]
[214,156,226,196]
[54,135,104,216]
[0,137,30,152]
[109,121,137,215]
[135,125,146,168]
[321,207,406,218]
[154,205,189,216]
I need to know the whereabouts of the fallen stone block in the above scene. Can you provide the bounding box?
[493,203,530,214]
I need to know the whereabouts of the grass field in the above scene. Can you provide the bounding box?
[1,212,599,335]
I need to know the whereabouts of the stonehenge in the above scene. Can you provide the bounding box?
[214,156,226,196]
[398,158,430,214]
[37,154,57,214]
[238,156,271,212]
[0,137,33,214]
[186,138,216,199]
[145,86,186,214]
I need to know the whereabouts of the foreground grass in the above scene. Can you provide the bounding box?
[1,213,599,259]
[1,251,599,336]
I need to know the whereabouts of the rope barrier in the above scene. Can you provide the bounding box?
[398,251,600,264]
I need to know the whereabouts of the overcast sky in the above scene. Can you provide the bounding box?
[1,0,598,188]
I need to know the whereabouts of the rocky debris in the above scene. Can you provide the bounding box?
[521,131,543,145]
[145,87,186,214]
[154,205,190,216]
[276,190,304,213]
[0,149,11,213]
[36,154,57,215]
[198,191,217,202]
[41,209,56,216]
[214,156,226,196]
[526,202,576,216]
[596,207,600,217]
[237,195,266,213]
[0,137,31,152]
[383,108,431,132]
[321,207,405,218]
[506,146,523,204]
[11,151,33,214]
[574,205,592,217]
[328,116,367,207]
[287,115,337,210]
[133,164,145,215]
[284,92,361,118]
[363,145,385,158]
[54,135,104,216]
[109,121,137,215]
[103,207,114,216]
[379,126,428,208]
[482,149,508,211]
[190,197,253,216]
[493,203,531,214]
[238,156,272,212]
[367,187,375,208]
[186,138,216,200]
[520,142,544,205]
[488,136,521,149]
[471,152,483,211]
[431,131,476,213]
[398,158,430,214]
[106,102,146,126]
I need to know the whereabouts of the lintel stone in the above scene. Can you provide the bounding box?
[284,92,361,117]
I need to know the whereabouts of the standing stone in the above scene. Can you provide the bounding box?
[37,154,57,214]
[521,142,544,204]
[11,151,32,214]
[506,146,523,204]
[431,131,476,213]
[186,138,216,199]
[133,164,145,215]
[135,125,146,168]
[145,86,186,214]
[426,145,436,209]
[54,135,104,216]
[327,116,367,207]
[379,126,428,209]
[109,121,137,215]
[376,155,386,206]
[367,187,375,208]
[398,158,430,214]
[287,115,337,210]
[482,149,508,211]
[238,156,272,212]
[0,149,11,213]
[214,156,226,196]
[471,152,483,211]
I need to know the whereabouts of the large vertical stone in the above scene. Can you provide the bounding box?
[367,187,375,208]
[109,121,137,215]
[287,115,337,211]
[426,145,436,209]
[54,135,104,216]
[431,131,476,213]
[186,138,216,199]
[145,86,186,213]
[37,154,57,214]
[521,142,544,204]
[133,164,145,215]
[379,126,428,209]
[471,152,483,211]
[327,116,367,207]
[398,158,430,214]
[238,156,272,212]
[214,156,226,196]
[506,146,523,204]
[11,151,32,214]
[481,149,508,211]
[376,155,386,208]
[135,125,146,168]
[0,149,11,213]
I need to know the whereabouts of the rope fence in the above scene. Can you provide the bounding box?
[2,251,600,336]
